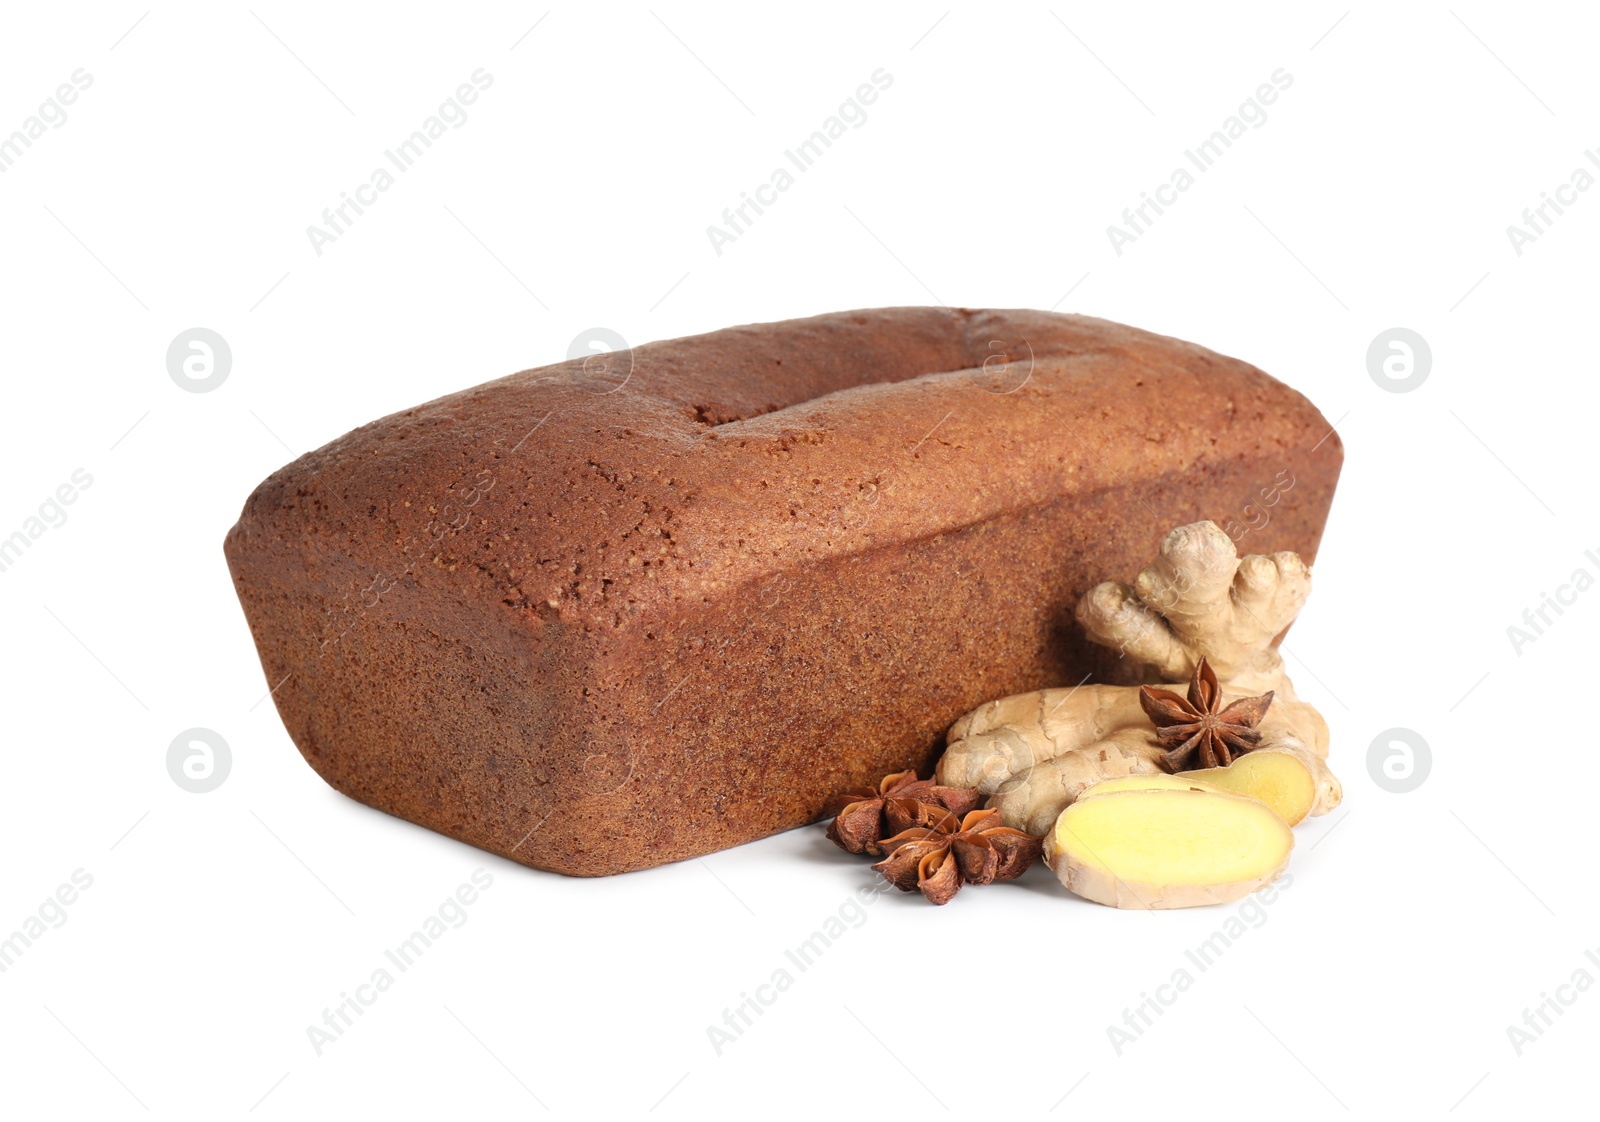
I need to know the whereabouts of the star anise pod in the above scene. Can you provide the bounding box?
[871,808,1043,905]
[1138,656,1274,770]
[825,769,981,856]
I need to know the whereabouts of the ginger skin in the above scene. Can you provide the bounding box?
[936,522,1341,833]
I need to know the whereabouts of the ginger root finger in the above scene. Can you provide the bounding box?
[1076,521,1310,687]
[938,685,1147,794]
[985,728,1166,836]
[946,684,1145,749]
[1074,581,1193,682]
[1044,788,1292,910]
[936,727,1045,798]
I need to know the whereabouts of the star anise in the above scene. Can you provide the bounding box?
[824,769,982,856]
[1138,656,1274,770]
[871,808,1043,905]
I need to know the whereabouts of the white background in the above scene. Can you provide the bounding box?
[0,2,1592,1117]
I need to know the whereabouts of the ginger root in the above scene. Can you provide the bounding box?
[1179,745,1339,826]
[935,521,1340,833]
[1044,787,1293,909]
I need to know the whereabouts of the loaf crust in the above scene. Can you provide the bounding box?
[223,308,1342,875]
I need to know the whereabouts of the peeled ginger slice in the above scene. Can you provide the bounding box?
[1044,788,1292,909]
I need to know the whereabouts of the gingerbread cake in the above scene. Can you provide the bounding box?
[224,308,1341,874]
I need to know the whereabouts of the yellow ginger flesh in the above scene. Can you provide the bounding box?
[1044,788,1292,909]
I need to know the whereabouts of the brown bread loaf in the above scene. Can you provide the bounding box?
[224,308,1341,875]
